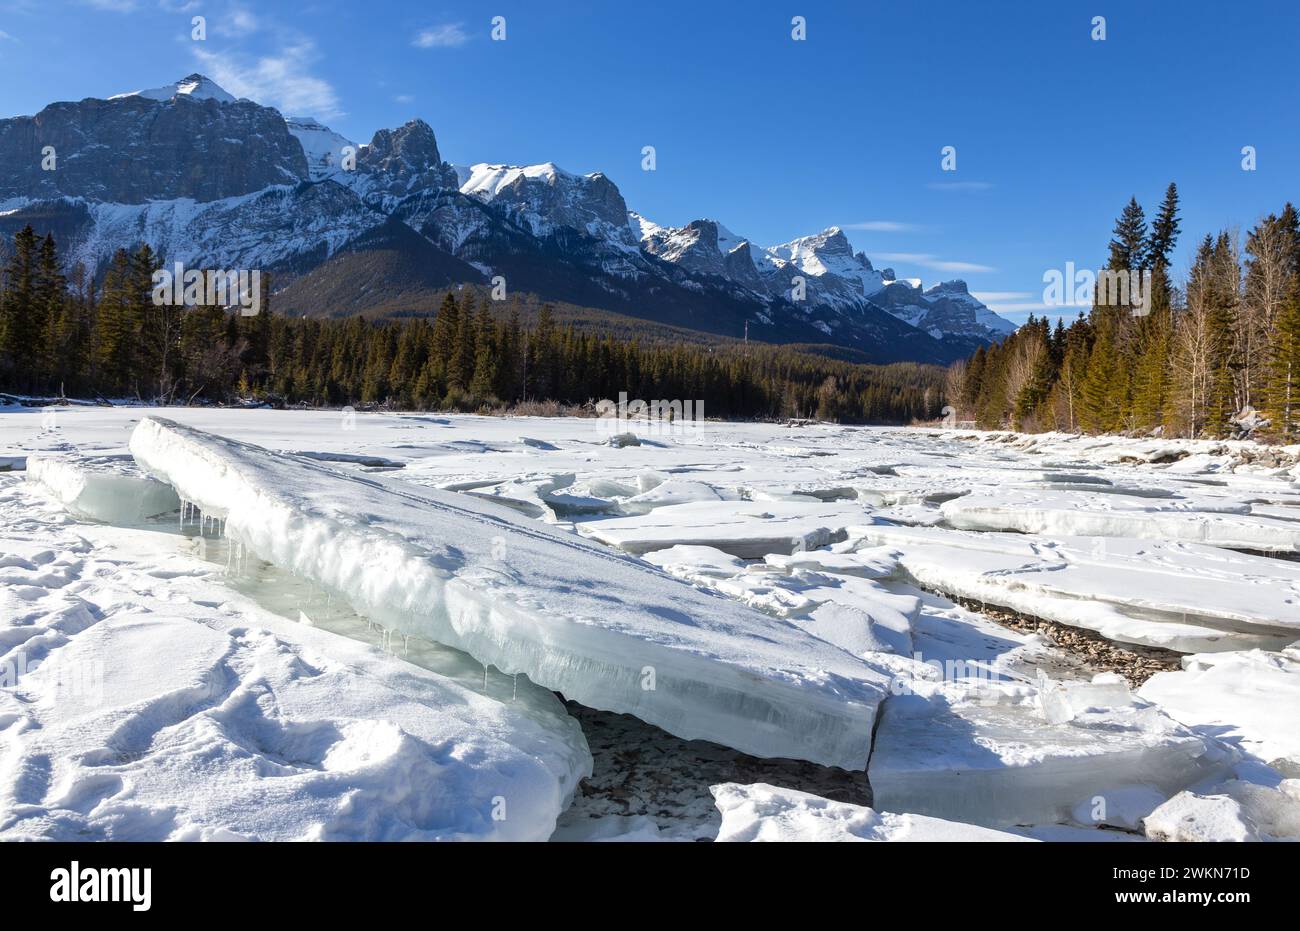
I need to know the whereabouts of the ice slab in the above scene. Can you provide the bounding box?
[942,488,1300,552]
[868,682,1233,829]
[855,524,1300,653]
[27,454,180,524]
[711,783,1035,842]
[129,417,891,769]
[1138,646,1300,766]
[581,499,868,558]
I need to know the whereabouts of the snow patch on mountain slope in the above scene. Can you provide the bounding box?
[112,73,238,104]
[286,117,357,181]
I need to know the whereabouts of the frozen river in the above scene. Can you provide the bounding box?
[1,405,1297,841]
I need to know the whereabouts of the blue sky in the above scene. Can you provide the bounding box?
[1,0,1296,326]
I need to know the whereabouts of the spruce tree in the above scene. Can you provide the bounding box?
[0,226,40,389]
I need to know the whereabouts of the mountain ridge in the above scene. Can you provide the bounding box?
[0,74,1015,364]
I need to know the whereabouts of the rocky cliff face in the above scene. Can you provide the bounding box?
[0,91,306,204]
[352,120,460,203]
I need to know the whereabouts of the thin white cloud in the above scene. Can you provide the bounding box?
[216,6,259,36]
[980,301,1063,313]
[413,23,470,48]
[80,0,138,10]
[394,94,415,104]
[842,220,924,232]
[876,252,996,274]
[927,181,993,192]
[193,42,341,120]
[0,29,16,41]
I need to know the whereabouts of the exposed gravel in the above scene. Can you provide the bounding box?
[941,593,1184,687]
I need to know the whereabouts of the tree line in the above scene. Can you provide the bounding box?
[0,227,944,424]
[947,184,1300,440]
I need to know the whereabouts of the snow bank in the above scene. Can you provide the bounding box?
[1139,646,1300,766]
[711,783,1034,842]
[128,418,891,769]
[0,613,588,841]
[27,455,180,524]
[1144,779,1300,842]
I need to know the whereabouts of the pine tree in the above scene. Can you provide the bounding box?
[1109,197,1150,273]
[1148,184,1181,275]
[0,225,40,389]
[1080,321,1123,432]
[92,249,134,394]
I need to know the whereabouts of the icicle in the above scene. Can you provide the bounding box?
[512,673,518,702]
[482,663,488,690]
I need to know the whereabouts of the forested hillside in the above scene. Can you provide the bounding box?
[0,228,943,424]
[949,184,1300,441]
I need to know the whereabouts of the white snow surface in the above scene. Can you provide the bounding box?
[7,410,1300,841]
[1139,646,1300,767]
[0,479,590,841]
[711,782,1034,842]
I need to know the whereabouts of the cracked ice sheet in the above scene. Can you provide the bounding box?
[942,487,1300,552]
[854,524,1300,653]
[711,783,1035,842]
[0,477,591,841]
[128,418,892,770]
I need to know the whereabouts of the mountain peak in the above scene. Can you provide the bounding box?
[115,73,237,104]
[926,279,970,295]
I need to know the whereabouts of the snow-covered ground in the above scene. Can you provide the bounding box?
[2,406,1297,841]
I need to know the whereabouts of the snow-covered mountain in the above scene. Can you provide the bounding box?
[0,75,1014,363]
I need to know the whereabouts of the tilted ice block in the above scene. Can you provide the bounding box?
[1038,672,1132,725]
[129,418,890,769]
[27,454,180,523]
[868,683,1233,829]
[711,782,1035,842]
